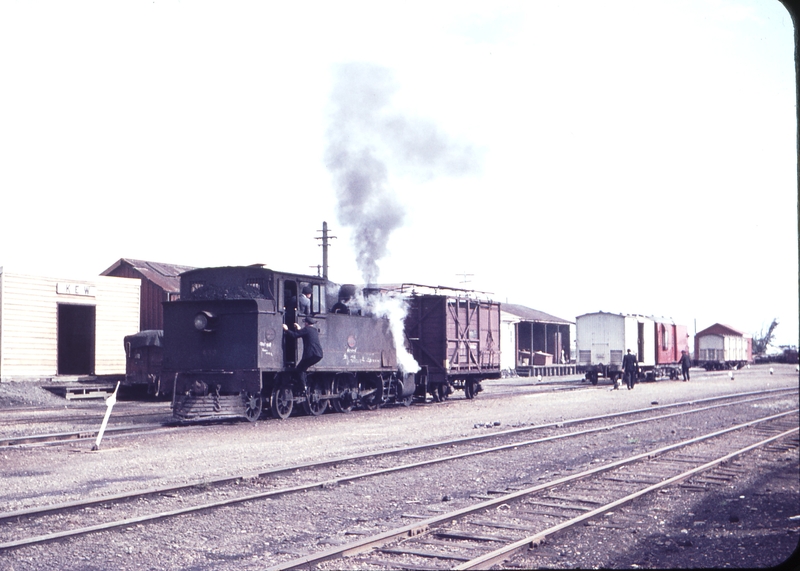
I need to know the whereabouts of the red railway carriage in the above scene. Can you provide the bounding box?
[654,319,690,370]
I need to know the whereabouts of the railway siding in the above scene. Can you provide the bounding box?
[0,364,797,570]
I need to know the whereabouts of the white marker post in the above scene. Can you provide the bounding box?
[92,381,120,451]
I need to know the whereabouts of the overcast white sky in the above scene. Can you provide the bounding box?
[1,0,797,347]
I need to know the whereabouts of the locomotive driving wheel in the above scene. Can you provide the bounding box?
[243,392,263,422]
[360,374,383,411]
[360,389,380,411]
[270,385,294,420]
[332,373,357,414]
[302,377,329,416]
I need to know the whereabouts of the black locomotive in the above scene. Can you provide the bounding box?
[163,265,501,422]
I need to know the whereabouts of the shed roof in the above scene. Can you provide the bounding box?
[502,303,573,324]
[101,258,195,293]
[695,323,748,338]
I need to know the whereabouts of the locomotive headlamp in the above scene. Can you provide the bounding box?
[194,311,215,332]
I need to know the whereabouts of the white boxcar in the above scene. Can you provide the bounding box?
[695,323,753,370]
[576,312,655,385]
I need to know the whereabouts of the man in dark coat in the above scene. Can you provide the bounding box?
[679,350,691,381]
[622,349,638,390]
[298,286,312,315]
[283,316,323,386]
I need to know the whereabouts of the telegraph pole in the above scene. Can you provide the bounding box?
[315,222,337,280]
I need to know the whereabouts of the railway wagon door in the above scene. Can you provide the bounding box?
[282,280,298,366]
[637,322,645,362]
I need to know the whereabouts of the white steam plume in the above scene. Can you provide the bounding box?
[366,291,419,374]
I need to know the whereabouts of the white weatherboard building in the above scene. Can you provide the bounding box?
[0,269,140,380]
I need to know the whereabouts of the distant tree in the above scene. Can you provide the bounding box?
[752,318,779,355]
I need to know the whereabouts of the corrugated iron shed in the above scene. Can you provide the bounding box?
[101,258,195,331]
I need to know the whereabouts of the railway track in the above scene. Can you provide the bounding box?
[0,422,183,447]
[0,402,169,426]
[0,387,795,560]
[0,380,793,449]
[288,415,797,570]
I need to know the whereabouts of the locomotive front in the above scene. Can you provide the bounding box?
[164,266,284,421]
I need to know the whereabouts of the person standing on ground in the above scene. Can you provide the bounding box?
[679,350,692,381]
[282,316,323,388]
[622,348,638,390]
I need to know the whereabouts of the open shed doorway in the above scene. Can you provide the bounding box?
[58,304,95,375]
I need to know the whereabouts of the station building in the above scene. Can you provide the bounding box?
[500,304,574,377]
[0,268,140,381]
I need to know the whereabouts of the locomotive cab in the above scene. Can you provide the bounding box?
[280,279,326,368]
[166,266,411,423]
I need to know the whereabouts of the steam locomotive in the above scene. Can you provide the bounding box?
[163,265,501,422]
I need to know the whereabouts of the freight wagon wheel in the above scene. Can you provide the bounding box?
[302,378,329,416]
[464,379,477,400]
[270,385,294,420]
[243,392,263,422]
[332,374,356,414]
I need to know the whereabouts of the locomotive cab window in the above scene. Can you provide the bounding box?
[312,284,325,314]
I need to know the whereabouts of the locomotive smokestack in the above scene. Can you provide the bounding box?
[325,62,479,285]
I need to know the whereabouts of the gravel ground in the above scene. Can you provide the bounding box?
[0,364,797,570]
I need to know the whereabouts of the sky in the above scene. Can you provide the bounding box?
[1,0,797,348]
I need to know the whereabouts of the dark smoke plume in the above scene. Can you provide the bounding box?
[325,62,479,285]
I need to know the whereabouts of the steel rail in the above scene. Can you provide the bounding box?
[0,409,169,427]
[1,386,793,449]
[0,388,794,524]
[263,409,798,570]
[0,423,176,447]
[456,425,800,570]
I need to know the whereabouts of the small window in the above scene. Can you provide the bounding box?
[191,282,204,293]
[312,284,326,313]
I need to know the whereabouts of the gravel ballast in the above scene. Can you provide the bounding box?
[0,364,797,570]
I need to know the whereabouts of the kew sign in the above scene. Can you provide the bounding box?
[56,283,96,297]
